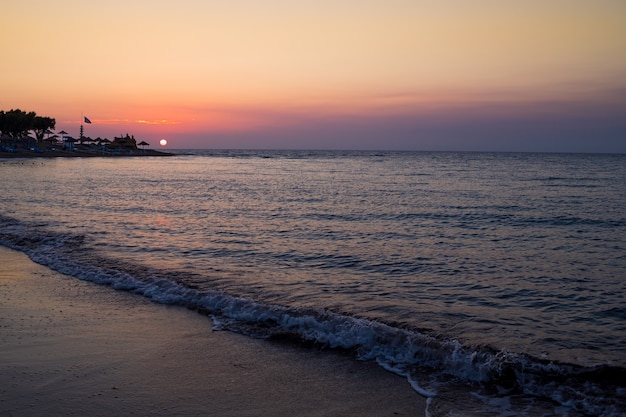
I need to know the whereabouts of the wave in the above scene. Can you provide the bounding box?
[1,214,624,416]
[298,210,626,230]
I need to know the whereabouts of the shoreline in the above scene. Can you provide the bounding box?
[0,148,173,158]
[0,245,426,416]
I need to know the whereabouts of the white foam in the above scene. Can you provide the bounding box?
[407,375,437,398]
[1,216,624,417]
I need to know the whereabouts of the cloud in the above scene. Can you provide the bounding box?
[137,119,180,125]
[172,89,626,153]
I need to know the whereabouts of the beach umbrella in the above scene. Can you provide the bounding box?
[98,138,111,150]
[58,130,69,135]
[44,129,54,141]
[62,136,77,150]
[137,141,149,149]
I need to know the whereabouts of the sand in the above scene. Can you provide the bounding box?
[0,246,426,417]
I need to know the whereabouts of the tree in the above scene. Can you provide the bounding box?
[0,109,36,139]
[32,116,56,142]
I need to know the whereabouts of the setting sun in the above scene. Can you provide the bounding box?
[159,139,168,147]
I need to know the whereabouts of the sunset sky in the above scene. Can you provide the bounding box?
[2,1,625,152]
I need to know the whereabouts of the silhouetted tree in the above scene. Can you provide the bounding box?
[0,109,36,138]
[0,109,58,150]
[32,116,56,142]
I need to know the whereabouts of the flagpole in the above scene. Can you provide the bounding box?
[80,112,84,140]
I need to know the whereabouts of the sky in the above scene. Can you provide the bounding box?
[2,0,625,152]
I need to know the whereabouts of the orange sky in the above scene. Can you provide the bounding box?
[2,1,625,151]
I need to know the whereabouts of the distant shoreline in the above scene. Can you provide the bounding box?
[0,148,173,158]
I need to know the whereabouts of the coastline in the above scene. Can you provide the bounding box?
[0,148,172,158]
[0,245,426,417]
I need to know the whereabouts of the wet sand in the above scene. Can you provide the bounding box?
[0,246,426,417]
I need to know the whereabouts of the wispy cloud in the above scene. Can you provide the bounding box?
[137,119,180,125]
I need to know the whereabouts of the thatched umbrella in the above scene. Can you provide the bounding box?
[63,136,77,150]
[97,138,111,151]
[137,141,149,154]
[44,129,55,141]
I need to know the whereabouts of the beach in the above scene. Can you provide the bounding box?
[0,245,427,417]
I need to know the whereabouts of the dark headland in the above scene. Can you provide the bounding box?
[1,109,173,158]
[0,147,173,158]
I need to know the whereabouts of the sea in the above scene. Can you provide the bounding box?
[1,150,625,416]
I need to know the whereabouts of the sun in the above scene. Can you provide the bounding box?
[159,139,168,146]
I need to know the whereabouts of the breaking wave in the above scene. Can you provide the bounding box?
[1,214,624,416]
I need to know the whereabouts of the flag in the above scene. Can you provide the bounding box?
[84,116,92,124]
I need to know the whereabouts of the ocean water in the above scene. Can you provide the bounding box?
[1,150,625,416]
